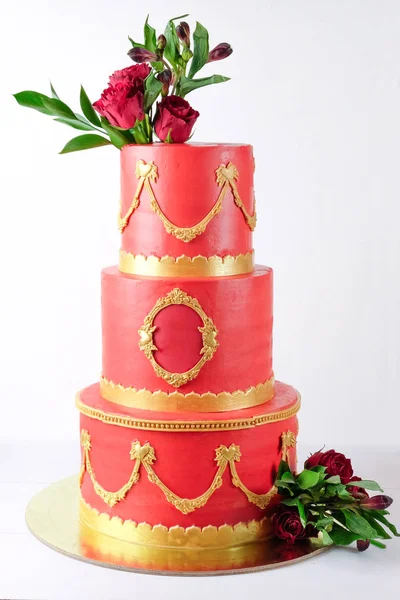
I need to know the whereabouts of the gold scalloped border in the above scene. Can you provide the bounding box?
[118,250,255,277]
[76,390,301,432]
[100,375,275,412]
[79,497,273,549]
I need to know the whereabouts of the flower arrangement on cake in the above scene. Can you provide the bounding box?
[14,15,231,151]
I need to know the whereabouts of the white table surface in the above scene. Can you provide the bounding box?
[1,441,399,600]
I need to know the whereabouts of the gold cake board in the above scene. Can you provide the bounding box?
[26,475,329,576]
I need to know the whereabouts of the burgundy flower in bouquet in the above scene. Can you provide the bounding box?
[13,15,232,152]
[93,64,150,129]
[272,449,398,552]
[154,95,199,143]
[305,449,353,483]
[271,506,308,544]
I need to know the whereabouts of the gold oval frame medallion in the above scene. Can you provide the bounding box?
[138,288,219,388]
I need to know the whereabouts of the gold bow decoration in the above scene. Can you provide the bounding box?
[118,160,257,241]
[138,287,219,388]
[79,429,296,514]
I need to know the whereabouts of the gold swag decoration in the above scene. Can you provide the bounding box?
[138,287,218,388]
[79,429,297,514]
[118,160,257,241]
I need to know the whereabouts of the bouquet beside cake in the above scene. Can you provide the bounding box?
[16,15,398,574]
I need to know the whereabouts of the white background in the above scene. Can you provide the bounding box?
[1,0,400,597]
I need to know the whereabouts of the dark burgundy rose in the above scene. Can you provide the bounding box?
[154,95,199,143]
[93,64,150,129]
[347,476,368,499]
[360,495,393,510]
[305,449,354,484]
[271,506,307,544]
[128,47,159,63]
[357,539,370,552]
[176,21,190,46]
[207,42,233,62]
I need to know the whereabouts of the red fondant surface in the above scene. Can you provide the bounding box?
[79,381,299,528]
[101,266,273,394]
[120,143,255,258]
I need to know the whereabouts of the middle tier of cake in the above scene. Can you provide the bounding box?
[101,266,274,412]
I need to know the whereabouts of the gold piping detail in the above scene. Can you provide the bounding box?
[118,160,256,240]
[138,287,218,388]
[79,431,296,513]
[79,497,273,548]
[76,390,301,432]
[118,250,255,277]
[100,375,275,413]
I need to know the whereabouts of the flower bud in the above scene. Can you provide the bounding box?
[359,495,393,510]
[128,47,159,64]
[157,34,166,51]
[357,539,370,552]
[176,21,190,46]
[207,42,233,63]
[157,69,172,96]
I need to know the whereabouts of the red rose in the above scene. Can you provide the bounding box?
[305,449,354,484]
[271,506,307,544]
[93,64,150,129]
[347,476,368,499]
[154,95,199,143]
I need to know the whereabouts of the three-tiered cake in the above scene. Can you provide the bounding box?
[76,143,300,567]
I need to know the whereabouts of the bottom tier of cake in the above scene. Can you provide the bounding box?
[76,381,300,550]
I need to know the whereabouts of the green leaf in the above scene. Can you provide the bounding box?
[321,529,334,546]
[59,134,111,154]
[281,471,296,484]
[188,21,209,78]
[13,90,54,115]
[128,37,146,48]
[282,497,299,507]
[345,480,384,492]
[360,510,391,540]
[309,466,327,474]
[143,72,163,112]
[274,481,295,496]
[80,86,101,127]
[179,74,230,97]
[164,19,183,68]
[329,526,360,546]
[276,460,291,481]
[370,539,387,549]
[370,511,400,537]
[54,117,94,131]
[342,509,377,539]
[50,81,60,100]
[144,15,157,51]
[326,475,341,484]
[296,469,320,490]
[41,97,77,120]
[316,517,334,529]
[296,499,307,528]
[100,117,135,149]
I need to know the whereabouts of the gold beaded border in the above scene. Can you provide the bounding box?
[79,497,273,549]
[118,250,255,278]
[76,390,301,432]
[100,375,275,413]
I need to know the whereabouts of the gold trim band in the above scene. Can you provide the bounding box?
[76,390,300,432]
[79,498,272,549]
[118,250,255,278]
[79,431,296,512]
[100,375,275,413]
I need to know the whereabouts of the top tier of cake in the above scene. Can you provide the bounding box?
[119,143,256,277]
